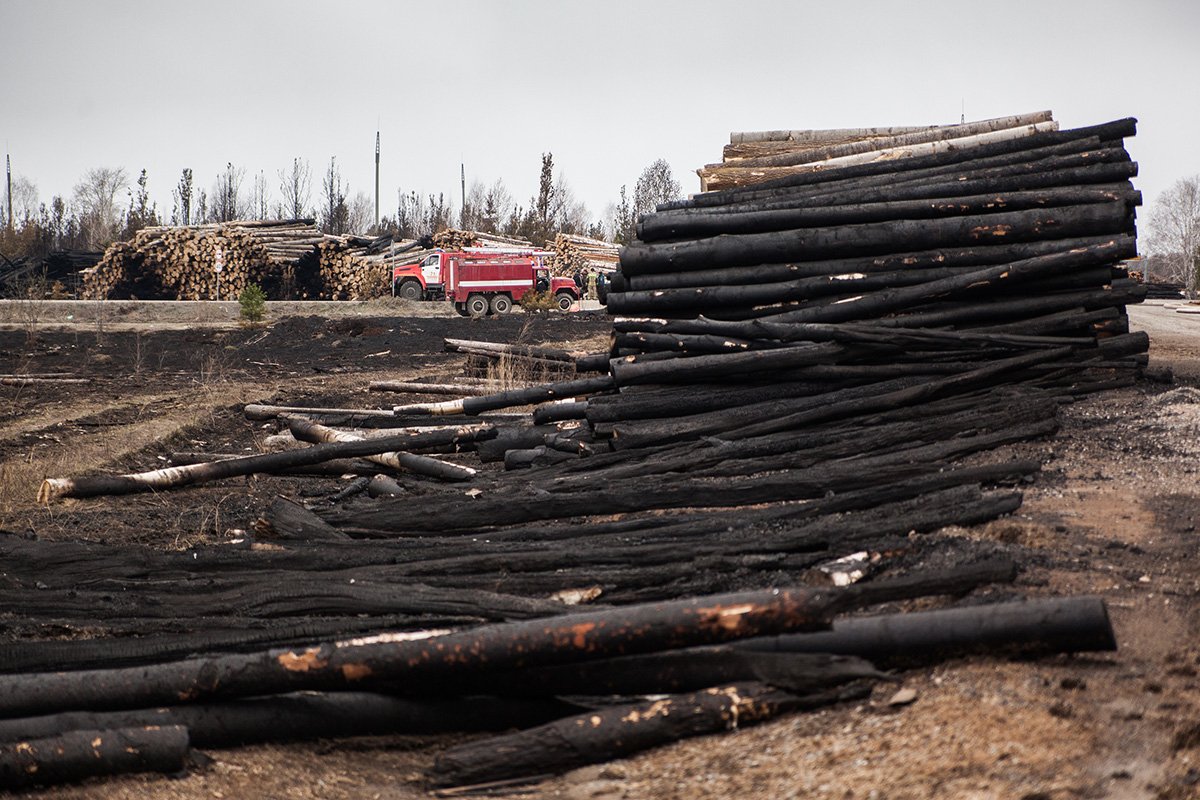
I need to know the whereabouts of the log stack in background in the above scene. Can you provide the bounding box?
[549,233,621,277]
[314,236,395,300]
[433,228,535,251]
[698,110,1059,191]
[82,219,325,300]
[0,250,102,299]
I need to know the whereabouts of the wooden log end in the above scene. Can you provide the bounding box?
[36,478,72,504]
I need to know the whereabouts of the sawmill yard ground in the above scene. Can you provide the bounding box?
[1,299,1200,799]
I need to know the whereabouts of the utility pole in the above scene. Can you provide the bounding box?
[374,131,380,231]
[5,153,12,233]
[460,162,466,225]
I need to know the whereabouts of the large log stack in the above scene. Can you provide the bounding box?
[549,232,621,276]
[432,228,535,251]
[13,113,1154,792]
[698,110,1059,191]
[314,236,395,300]
[82,219,324,300]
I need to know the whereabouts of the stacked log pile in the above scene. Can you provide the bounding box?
[0,526,1115,789]
[549,232,621,276]
[432,228,535,251]
[15,113,1150,791]
[0,250,101,298]
[81,219,323,300]
[699,110,1059,191]
[314,236,394,300]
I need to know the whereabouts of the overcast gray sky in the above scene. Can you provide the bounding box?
[2,0,1197,230]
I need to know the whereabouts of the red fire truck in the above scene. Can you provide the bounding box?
[392,249,581,316]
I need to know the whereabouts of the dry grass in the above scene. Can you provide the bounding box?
[481,319,581,389]
[0,379,265,519]
[0,298,460,331]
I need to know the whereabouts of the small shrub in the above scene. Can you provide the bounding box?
[520,290,555,313]
[238,284,267,323]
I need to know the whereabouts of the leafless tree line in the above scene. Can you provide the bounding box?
[1146,175,1200,297]
[2,154,684,261]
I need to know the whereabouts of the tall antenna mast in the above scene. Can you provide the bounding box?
[5,152,11,232]
[374,130,381,231]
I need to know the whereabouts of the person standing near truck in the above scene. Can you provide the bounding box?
[586,270,598,300]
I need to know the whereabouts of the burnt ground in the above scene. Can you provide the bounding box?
[1,301,1200,799]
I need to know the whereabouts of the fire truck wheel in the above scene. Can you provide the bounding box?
[489,294,513,315]
[397,280,422,301]
[554,292,574,312]
[466,294,490,317]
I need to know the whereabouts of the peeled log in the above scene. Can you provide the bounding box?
[285,416,476,482]
[391,376,616,416]
[37,424,494,501]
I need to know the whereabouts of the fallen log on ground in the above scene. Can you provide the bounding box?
[285,416,476,482]
[428,682,871,788]
[443,338,577,362]
[437,649,885,698]
[367,381,511,396]
[0,561,1014,718]
[0,693,582,749]
[736,595,1116,663]
[0,725,190,790]
[37,424,495,502]
[391,375,615,416]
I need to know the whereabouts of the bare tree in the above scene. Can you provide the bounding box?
[347,191,374,234]
[72,167,128,248]
[210,162,245,222]
[426,192,453,234]
[553,173,589,236]
[251,170,270,220]
[172,168,193,226]
[396,190,428,239]
[608,185,635,245]
[481,179,513,234]
[4,175,39,225]
[320,157,349,235]
[460,180,488,231]
[122,169,159,238]
[277,158,311,220]
[1147,175,1200,297]
[633,159,682,219]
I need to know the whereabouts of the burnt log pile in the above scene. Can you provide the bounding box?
[0,249,102,298]
[9,114,1148,790]
[0,528,1114,789]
